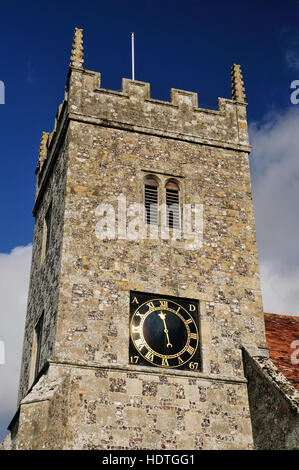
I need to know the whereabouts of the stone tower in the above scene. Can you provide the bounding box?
[4,28,288,450]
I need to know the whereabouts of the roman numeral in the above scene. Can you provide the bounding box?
[135,339,145,351]
[161,357,169,367]
[145,351,155,363]
[131,325,141,334]
[190,333,198,340]
[159,300,168,309]
[147,302,156,311]
[186,345,195,355]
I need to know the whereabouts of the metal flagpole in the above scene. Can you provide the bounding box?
[131,32,135,80]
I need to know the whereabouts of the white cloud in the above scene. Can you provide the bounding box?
[249,107,299,316]
[259,262,299,315]
[0,245,32,441]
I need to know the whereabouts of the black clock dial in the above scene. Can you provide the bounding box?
[129,292,200,371]
[142,310,188,356]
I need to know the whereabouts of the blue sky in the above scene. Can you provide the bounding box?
[0,0,298,251]
[1,0,299,443]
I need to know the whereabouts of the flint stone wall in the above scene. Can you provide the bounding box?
[243,349,299,450]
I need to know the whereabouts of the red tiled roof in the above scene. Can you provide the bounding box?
[264,313,299,389]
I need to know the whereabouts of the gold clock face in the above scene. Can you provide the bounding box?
[129,292,200,370]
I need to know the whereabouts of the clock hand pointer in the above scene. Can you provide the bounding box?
[158,312,173,348]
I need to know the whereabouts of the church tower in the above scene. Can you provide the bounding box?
[7,28,274,450]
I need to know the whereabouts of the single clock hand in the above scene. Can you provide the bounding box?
[158,312,173,348]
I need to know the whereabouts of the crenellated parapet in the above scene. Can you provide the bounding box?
[35,100,67,170]
[36,131,49,173]
[66,72,250,151]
